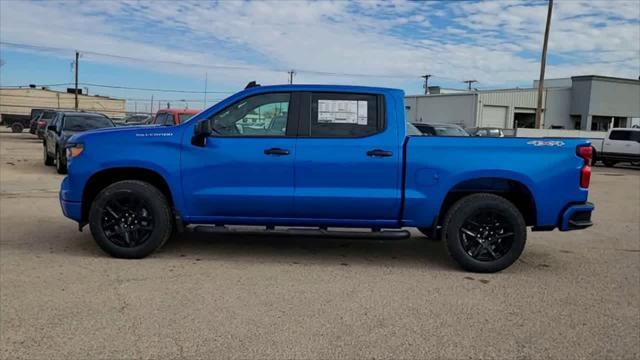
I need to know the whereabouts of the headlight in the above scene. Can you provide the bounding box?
[66,143,84,158]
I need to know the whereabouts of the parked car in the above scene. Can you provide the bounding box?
[467,127,505,137]
[114,114,153,126]
[28,109,46,134]
[151,108,200,126]
[591,128,640,167]
[35,110,58,139]
[59,84,594,273]
[412,123,469,136]
[43,111,115,174]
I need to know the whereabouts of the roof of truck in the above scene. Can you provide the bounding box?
[245,84,401,93]
[156,108,200,115]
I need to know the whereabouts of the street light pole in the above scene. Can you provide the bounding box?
[74,51,79,110]
[535,0,553,129]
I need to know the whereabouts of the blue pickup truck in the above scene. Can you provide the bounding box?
[59,84,594,272]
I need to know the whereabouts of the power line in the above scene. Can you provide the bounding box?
[1,82,233,94]
[0,93,224,102]
[80,82,234,94]
[0,40,437,80]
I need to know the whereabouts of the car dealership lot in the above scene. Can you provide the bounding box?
[1,129,638,359]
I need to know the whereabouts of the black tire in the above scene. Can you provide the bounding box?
[89,180,173,259]
[55,148,67,174]
[442,193,526,273]
[11,123,24,133]
[591,147,597,165]
[43,143,54,166]
[603,160,616,167]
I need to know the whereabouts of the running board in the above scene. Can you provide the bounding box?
[190,226,411,240]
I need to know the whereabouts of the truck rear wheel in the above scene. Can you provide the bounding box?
[603,160,617,167]
[11,123,24,133]
[442,193,526,273]
[89,180,173,259]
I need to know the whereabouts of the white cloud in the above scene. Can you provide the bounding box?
[0,0,638,93]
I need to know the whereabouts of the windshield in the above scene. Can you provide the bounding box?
[433,126,469,136]
[63,116,114,131]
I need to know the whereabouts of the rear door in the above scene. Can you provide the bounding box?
[181,92,298,220]
[604,130,635,155]
[46,113,61,154]
[293,92,401,222]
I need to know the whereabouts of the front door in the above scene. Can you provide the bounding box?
[181,92,297,221]
[293,92,402,223]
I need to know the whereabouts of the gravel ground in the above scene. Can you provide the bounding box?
[1,129,638,359]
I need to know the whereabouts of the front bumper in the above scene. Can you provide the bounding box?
[60,177,82,222]
[559,202,594,231]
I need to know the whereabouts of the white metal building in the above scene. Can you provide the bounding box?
[405,75,640,131]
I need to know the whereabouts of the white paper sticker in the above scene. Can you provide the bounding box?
[318,100,368,125]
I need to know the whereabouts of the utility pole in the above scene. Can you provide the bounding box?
[535,0,553,129]
[288,70,296,84]
[150,94,154,115]
[74,51,79,110]
[463,80,478,91]
[203,72,208,108]
[421,74,432,95]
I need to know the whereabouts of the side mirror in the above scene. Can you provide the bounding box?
[191,120,212,146]
[47,125,56,132]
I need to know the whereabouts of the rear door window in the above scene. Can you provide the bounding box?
[305,93,381,137]
[609,130,631,141]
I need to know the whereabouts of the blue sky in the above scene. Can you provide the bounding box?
[1,0,639,112]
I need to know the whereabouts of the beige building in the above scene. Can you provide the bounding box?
[0,87,126,121]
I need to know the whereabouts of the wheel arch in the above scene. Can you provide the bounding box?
[438,177,537,227]
[81,167,175,223]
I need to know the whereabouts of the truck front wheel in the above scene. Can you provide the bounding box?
[43,143,54,166]
[442,193,526,273]
[89,180,173,259]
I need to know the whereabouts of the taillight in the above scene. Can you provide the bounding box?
[577,145,592,188]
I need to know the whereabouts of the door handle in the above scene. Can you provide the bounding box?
[264,148,290,156]
[366,149,393,157]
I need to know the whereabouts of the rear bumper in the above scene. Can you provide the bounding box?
[559,202,594,231]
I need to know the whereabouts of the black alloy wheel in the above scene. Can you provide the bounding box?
[459,210,515,262]
[442,193,526,273]
[89,180,173,258]
[100,194,155,248]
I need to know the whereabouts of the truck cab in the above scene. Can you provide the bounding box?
[597,128,640,167]
[152,108,201,126]
[59,84,594,273]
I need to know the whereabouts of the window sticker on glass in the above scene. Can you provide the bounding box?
[318,100,368,125]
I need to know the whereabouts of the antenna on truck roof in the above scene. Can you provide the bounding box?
[245,81,260,89]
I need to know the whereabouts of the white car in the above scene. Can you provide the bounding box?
[593,128,640,167]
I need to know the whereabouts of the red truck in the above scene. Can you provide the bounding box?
[151,108,200,126]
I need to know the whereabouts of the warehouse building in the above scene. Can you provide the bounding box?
[0,86,126,123]
[405,75,640,131]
